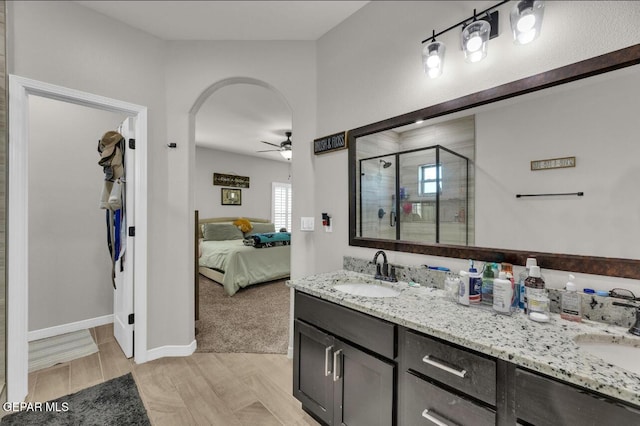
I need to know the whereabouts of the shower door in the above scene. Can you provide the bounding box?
[358,155,396,240]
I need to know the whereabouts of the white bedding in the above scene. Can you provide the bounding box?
[199,239,290,296]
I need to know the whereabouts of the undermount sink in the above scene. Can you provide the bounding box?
[333,283,400,298]
[574,334,640,376]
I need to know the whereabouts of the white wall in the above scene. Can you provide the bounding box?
[195,147,290,219]
[315,1,640,291]
[8,0,172,349]
[28,96,127,331]
[475,66,640,259]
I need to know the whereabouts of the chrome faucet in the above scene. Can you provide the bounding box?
[612,301,640,336]
[372,250,397,282]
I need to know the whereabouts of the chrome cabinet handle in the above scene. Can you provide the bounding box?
[422,409,452,426]
[325,346,333,376]
[333,349,342,382]
[422,355,467,378]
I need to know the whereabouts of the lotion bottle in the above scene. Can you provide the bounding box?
[493,271,514,315]
[560,274,582,322]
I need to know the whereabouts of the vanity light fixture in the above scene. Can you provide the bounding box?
[421,0,545,78]
[422,31,446,79]
[510,0,545,45]
[461,14,491,63]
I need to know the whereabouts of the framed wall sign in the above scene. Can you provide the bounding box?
[221,188,242,205]
[213,173,250,188]
[531,156,576,171]
[314,131,347,155]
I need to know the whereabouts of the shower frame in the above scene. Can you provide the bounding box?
[358,144,470,245]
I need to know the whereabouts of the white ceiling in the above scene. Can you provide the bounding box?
[75,0,368,162]
[75,1,368,41]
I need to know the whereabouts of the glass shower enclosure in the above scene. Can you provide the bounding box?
[358,145,470,246]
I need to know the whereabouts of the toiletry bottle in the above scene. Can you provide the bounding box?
[493,271,514,315]
[524,265,547,317]
[501,263,517,311]
[458,270,469,306]
[561,274,582,322]
[519,258,544,311]
[481,264,495,306]
[468,267,482,304]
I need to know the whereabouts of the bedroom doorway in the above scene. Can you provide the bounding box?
[7,76,149,402]
[190,77,293,354]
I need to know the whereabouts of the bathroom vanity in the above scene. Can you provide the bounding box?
[289,270,640,426]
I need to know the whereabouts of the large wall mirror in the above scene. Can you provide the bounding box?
[349,44,640,279]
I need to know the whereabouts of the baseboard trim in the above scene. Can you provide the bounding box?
[287,345,294,359]
[146,340,197,362]
[28,314,114,342]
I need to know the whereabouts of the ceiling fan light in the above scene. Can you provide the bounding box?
[510,0,544,45]
[280,149,292,160]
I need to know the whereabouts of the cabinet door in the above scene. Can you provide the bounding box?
[401,371,495,426]
[294,319,336,425]
[333,339,395,426]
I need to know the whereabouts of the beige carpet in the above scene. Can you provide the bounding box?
[196,275,290,354]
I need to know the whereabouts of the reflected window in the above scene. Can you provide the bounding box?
[418,164,442,195]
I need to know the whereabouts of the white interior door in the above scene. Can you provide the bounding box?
[113,117,135,357]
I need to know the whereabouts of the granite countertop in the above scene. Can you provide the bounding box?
[288,270,640,407]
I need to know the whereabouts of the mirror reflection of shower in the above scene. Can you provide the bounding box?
[359,155,396,240]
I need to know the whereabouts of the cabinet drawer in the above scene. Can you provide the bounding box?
[295,291,396,359]
[401,371,495,426]
[402,329,496,405]
[516,368,640,426]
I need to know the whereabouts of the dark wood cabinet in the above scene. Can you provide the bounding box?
[399,328,497,426]
[293,319,335,425]
[293,289,640,426]
[515,368,640,426]
[293,292,396,426]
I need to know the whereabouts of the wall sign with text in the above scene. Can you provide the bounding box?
[314,131,347,155]
[531,156,576,171]
[213,173,250,188]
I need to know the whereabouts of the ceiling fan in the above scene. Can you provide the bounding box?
[257,131,292,160]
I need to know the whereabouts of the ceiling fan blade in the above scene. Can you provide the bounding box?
[261,141,281,148]
[257,149,280,153]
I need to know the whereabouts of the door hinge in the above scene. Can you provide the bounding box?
[128,313,135,325]
[129,138,135,150]
[128,226,135,237]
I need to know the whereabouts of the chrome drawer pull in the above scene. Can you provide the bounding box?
[333,349,342,382]
[325,346,333,376]
[421,409,451,426]
[422,355,467,378]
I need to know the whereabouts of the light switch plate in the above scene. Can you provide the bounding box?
[301,217,315,231]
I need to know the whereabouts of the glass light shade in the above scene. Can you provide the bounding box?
[422,40,445,79]
[280,149,292,160]
[510,0,545,45]
[461,20,490,63]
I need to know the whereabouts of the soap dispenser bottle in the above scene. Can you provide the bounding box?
[561,274,582,322]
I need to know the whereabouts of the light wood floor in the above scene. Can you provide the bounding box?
[23,325,319,425]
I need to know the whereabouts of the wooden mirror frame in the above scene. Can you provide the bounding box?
[348,44,640,279]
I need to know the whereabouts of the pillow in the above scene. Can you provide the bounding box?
[245,222,276,236]
[233,218,253,233]
[202,223,244,241]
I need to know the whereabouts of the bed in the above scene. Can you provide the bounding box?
[198,217,291,296]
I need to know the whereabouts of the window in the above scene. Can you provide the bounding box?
[418,164,442,195]
[272,182,292,232]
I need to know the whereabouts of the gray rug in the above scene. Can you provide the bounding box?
[196,275,290,353]
[1,373,150,426]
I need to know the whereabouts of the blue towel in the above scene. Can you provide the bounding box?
[243,232,291,248]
